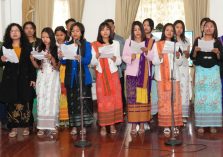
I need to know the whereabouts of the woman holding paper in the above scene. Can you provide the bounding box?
[0,23,36,138]
[190,20,223,134]
[58,22,94,135]
[55,26,69,127]
[151,23,183,135]
[173,20,191,124]
[123,21,153,134]
[30,27,60,136]
[91,22,123,135]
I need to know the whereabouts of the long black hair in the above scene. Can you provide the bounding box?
[173,20,187,43]
[3,23,29,49]
[97,22,113,44]
[70,22,86,57]
[38,27,58,62]
[54,26,69,42]
[23,21,37,39]
[131,21,146,41]
[160,23,175,41]
[203,19,218,40]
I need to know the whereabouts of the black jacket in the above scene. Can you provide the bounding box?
[0,45,36,103]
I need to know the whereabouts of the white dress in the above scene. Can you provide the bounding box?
[36,55,61,130]
[176,38,190,118]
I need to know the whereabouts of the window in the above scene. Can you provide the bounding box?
[52,0,70,30]
[136,0,185,29]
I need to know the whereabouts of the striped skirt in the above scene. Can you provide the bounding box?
[126,75,151,123]
[157,81,183,127]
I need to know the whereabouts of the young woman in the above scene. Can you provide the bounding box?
[143,18,158,119]
[91,22,123,135]
[151,23,183,135]
[200,17,210,37]
[123,21,153,134]
[23,21,41,129]
[23,21,42,49]
[59,22,94,135]
[174,20,191,123]
[30,27,60,136]
[55,26,69,127]
[190,20,223,134]
[0,23,36,137]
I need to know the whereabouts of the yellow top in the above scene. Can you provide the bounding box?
[13,46,21,59]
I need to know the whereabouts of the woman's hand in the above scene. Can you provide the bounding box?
[58,51,64,58]
[96,53,100,59]
[212,48,220,55]
[75,55,81,62]
[30,81,36,88]
[111,56,116,62]
[131,54,136,61]
[45,53,52,60]
[194,46,201,53]
[1,56,7,62]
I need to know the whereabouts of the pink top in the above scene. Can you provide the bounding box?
[122,38,153,76]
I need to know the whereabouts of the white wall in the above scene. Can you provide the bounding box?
[209,0,223,36]
[82,0,116,42]
[0,0,22,41]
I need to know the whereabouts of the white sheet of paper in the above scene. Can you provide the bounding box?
[2,46,19,63]
[198,39,214,52]
[99,45,114,58]
[162,41,175,54]
[60,44,77,60]
[130,40,144,53]
[31,50,46,60]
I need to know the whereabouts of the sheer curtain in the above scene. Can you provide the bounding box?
[52,0,70,30]
[136,0,185,28]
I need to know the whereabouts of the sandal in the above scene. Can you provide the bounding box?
[174,127,180,136]
[197,127,204,134]
[130,129,137,135]
[100,127,107,136]
[163,128,171,136]
[80,127,86,135]
[51,129,58,135]
[23,128,30,136]
[70,127,77,135]
[210,127,217,134]
[9,128,17,138]
[37,130,44,136]
[138,128,145,134]
[110,125,117,134]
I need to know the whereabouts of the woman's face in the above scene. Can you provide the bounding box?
[100,26,110,39]
[24,24,35,38]
[175,23,183,36]
[134,25,142,39]
[41,32,50,46]
[203,22,215,36]
[164,25,174,40]
[10,26,21,40]
[71,26,81,40]
[55,31,66,44]
[143,21,152,34]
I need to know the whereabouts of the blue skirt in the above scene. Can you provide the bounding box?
[194,65,222,127]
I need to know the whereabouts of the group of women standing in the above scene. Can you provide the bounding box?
[0,16,222,138]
